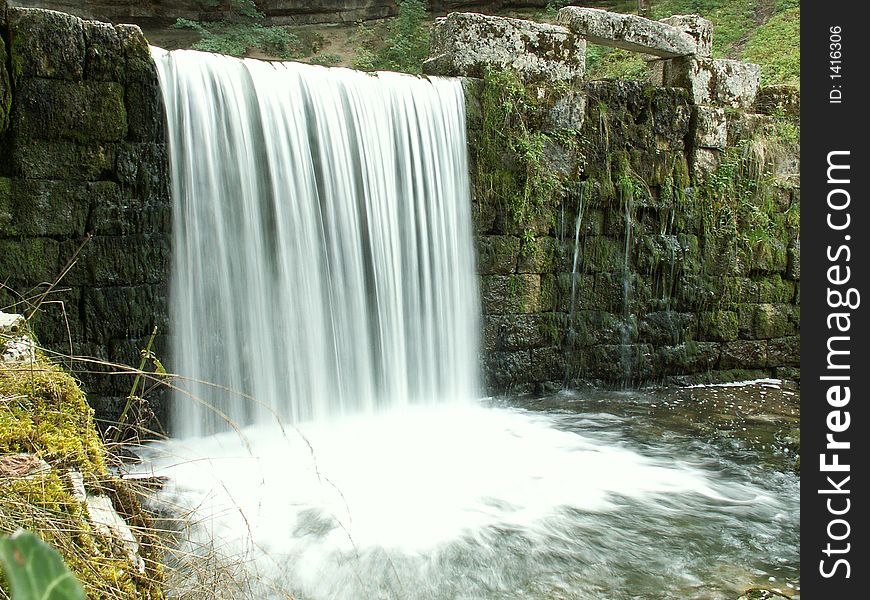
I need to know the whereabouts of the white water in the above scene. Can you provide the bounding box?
[146,49,798,599]
[153,48,479,436]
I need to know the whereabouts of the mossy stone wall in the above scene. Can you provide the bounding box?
[468,72,800,393]
[0,2,170,426]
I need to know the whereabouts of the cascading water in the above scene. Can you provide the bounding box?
[153,48,478,436]
[140,49,799,600]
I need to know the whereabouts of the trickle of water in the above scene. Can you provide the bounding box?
[153,49,480,436]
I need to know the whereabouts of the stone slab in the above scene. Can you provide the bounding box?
[424,12,586,83]
[558,6,696,58]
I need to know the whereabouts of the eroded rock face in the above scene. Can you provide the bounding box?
[557,6,696,58]
[424,12,586,83]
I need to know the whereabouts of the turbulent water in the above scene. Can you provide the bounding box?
[146,49,799,600]
[153,48,478,436]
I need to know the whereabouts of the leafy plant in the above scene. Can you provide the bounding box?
[0,530,85,600]
[353,0,429,74]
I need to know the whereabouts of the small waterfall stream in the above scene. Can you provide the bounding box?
[140,49,798,600]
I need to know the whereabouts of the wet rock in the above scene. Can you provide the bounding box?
[68,471,146,575]
[558,7,697,58]
[480,274,542,314]
[424,12,586,83]
[7,137,116,180]
[476,238,517,277]
[720,340,767,370]
[0,33,10,134]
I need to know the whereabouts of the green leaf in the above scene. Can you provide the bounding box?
[0,530,86,600]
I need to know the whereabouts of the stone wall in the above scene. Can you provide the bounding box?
[0,1,171,426]
[431,11,800,393]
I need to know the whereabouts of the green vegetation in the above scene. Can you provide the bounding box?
[353,0,430,74]
[173,1,309,59]
[0,530,85,600]
[475,70,579,254]
[174,18,303,59]
[743,8,800,86]
[697,116,799,277]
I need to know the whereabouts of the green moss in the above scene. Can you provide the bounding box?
[0,358,106,476]
[1,356,163,599]
[475,69,578,245]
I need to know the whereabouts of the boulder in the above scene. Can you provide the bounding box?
[424,12,586,83]
[558,6,696,58]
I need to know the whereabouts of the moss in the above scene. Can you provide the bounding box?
[0,356,163,599]
[0,358,106,476]
[475,69,579,245]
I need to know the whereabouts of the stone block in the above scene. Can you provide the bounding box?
[558,7,696,58]
[639,310,696,345]
[480,274,541,314]
[0,237,59,284]
[13,78,127,142]
[653,341,719,375]
[8,138,116,180]
[476,235,520,275]
[712,59,760,109]
[83,20,124,82]
[8,179,91,237]
[517,236,557,274]
[662,56,714,105]
[579,235,624,273]
[0,35,10,134]
[659,14,713,58]
[483,349,532,392]
[545,90,586,131]
[483,313,555,352]
[82,284,168,342]
[725,111,772,147]
[692,105,726,149]
[529,346,564,382]
[7,7,85,81]
[62,235,170,286]
[698,310,738,342]
[90,181,171,235]
[423,12,586,83]
[115,143,170,201]
[767,336,800,368]
[719,340,767,370]
[0,177,11,232]
[691,147,720,183]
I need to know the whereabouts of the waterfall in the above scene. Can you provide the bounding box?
[152,49,480,437]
